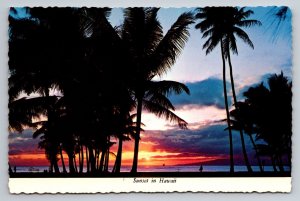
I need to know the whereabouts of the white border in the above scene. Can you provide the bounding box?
[9,178,291,193]
[1,0,299,197]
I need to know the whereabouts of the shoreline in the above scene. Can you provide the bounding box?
[9,171,291,178]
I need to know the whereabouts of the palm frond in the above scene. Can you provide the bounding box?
[237,19,262,28]
[194,8,208,20]
[146,80,190,96]
[238,7,254,19]
[143,99,188,129]
[149,12,194,77]
[202,27,215,39]
[144,7,163,55]
[145,93,175,111]
[195,19,213,32]
[228,34,238,55]
[233,27,254,49]
[33,125,47,139]
[9,96,57,132]
[205,33,221,55]
[223,33,238,58]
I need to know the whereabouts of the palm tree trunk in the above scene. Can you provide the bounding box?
[98,148,102,170]
[89,147,96,173]
[52,156,60,174]
[67,152,75,173]
[249,134,263,172]
[277,154,284,172]
[227,53,253,173]
[113,136,123,173]
[99,150,105,172]
[59,145,67,173]
[74,155,78,173]
[271,155,278,172]
[104,138,110,172]
[221,41,234,173]
[131,97,143,173]
[79,144,84,173]
[85,146,89,173]
[95,149,98,170]
[49,163,53,173]
[78,147,81,171]
[96,148,100,170]
[45,88,60,174]
[104,151,109,172]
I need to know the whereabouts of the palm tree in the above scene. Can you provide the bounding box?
[195,7,235,172]
[195,7,261,173]
[71,8,135,174]
[120,8,194,173]
[9,7,122,174]
[242,72,292,172]
[229,101,264,172]
[9,7,194,174]
[112,113,143,173]
[9,8,84,173]
[223,7,261,173]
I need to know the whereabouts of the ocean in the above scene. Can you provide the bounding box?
[12,165,290,173]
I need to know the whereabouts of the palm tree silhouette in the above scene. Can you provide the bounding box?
[195,7,261,173]
[195,7,235,173]
[229,101,264,172]
[9,8,87,173]
[9,7,124,174]
[120,8,193,173]
[242,72,292,172]
[112,113,140,173]
[9,7,196,175]
[223,7,261,173]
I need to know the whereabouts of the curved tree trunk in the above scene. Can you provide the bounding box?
[79,144,84,173]
[96,148,100,171]
[113,136,123,173]
[59,146,67,173]
[131,97,143,173]
[221,41,234,173]
[67,152,76,173]
[227,53,253,173]
[99,149,105,172]
[277,154,284,172]
[78,146,81,171]
[89,146,96,173]
[85,146,90,173]
[74,155,78,173]
[104,151,109,172]
[104,136,110,172]
[45,88,60,174]
[249,134,263,172]
[271,155,278,172]
[51,155,60,174]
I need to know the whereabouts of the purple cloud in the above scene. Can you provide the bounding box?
[143,123,258,163]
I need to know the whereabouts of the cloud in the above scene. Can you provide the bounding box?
[237,72,292,99]
[169,77,232,109]
[9,129,42,156]
[143,123,257,161]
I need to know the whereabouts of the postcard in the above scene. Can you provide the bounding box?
[7,5,292,193]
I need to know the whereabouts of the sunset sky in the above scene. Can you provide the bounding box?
[9,7,292,169]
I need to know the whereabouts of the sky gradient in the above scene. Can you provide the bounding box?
[9,7,292,169]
